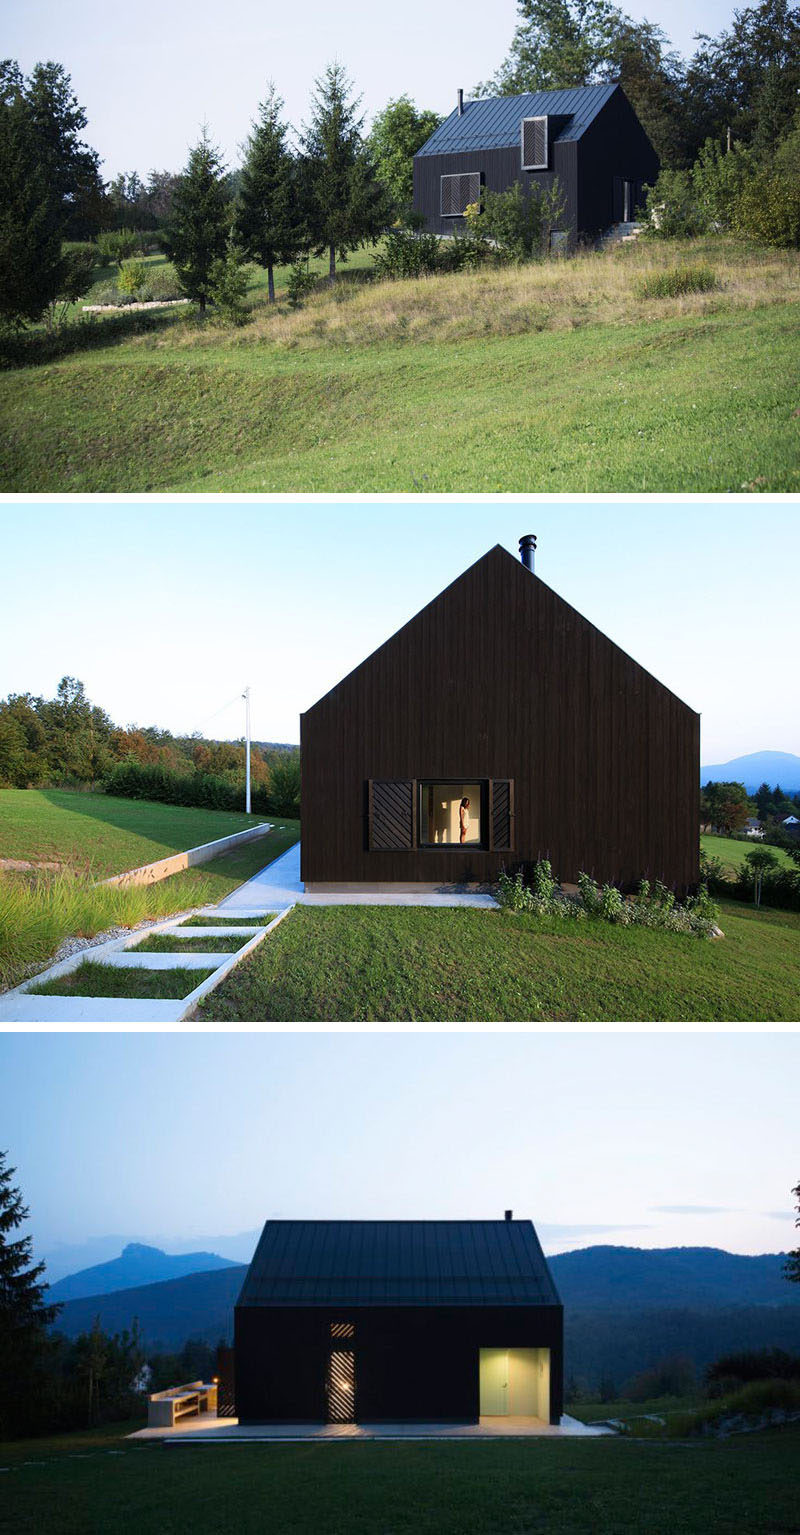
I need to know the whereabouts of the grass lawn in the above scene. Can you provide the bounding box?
[178,913,276,927]
[28,961,214,998]
[701,832,796,874]
[197,898,800,1022]
[0,788,269,876]
[0,1422,797,1534]
[2,238,798,492]
[0,811,299,991]
[130,932,245,953]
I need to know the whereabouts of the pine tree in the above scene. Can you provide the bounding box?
[166,127,231,312]
[236,85,302,302]
[785,1181,800,1284]
[0,1151,60,1437]
[0,86,63,327]
[301,63,387,278]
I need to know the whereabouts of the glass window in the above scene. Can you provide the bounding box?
[419,782,484,847]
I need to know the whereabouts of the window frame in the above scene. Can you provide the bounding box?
[521,115,549,171]
[417,779,489,851]
[440,170,482,218]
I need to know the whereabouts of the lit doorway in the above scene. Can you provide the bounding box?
[479,1347,550,1420]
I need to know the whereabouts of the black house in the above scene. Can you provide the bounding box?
[300,538,700,892]
[413,83,659,245]
[235,1218,564,1425]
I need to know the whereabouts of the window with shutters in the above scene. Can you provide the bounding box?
[521,116,548,170]
[440,170,481,217]
[369,778,513,852]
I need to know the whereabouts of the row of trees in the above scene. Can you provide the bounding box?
[0,677,300,816]
[701,779,800,837]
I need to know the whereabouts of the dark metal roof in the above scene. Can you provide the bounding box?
[416,84,618,156]
[237,1220,561,1308]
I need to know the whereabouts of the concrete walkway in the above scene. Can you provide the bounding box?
[218,843,499,911]
[131,1414,612,1444]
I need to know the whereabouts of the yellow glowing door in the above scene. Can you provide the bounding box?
[479,1348,509,1415]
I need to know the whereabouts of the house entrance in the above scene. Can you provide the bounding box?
[479,1347,550,1419]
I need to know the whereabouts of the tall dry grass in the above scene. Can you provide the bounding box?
[0,867,216,992]
[149,236,800,356]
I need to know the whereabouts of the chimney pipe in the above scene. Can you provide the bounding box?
[504,1209,513,1221]
[519,534,537,572]
[457,88,464,116]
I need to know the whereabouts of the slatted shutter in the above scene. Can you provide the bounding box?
[490,779,514,851]
[440,171,481,217]
[521,116,548,170]
[369,779,415,850]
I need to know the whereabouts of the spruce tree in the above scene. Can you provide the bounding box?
[236,86,301,302]
[0,88,63,327]
[301,63,387,278]
[166,127,231,312]
[0,1151,60,1437]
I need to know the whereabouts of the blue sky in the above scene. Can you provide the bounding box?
[1,504,796,763]
[1,1032,796,1265]
[7,0,737,179]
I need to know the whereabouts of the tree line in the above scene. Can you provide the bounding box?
[701,778,800,836]
[0,677,300,817]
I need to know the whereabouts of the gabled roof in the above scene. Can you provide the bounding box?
[237,1219,561,1308]
[416,83,618,156]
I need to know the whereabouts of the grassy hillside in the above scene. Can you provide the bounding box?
[2,237,797,492]
[701,832,795,874]
[0,788,267,875]
[196,898,800,1022]
[1,1422,797,1534]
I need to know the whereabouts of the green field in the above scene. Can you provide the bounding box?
[0,798,300,991]
[28,961,215,998]
[0,1422,797,1534]
[0,788,268,876]
[2,238,798,492]
[701,832,796,874]
[197,898,800,1022]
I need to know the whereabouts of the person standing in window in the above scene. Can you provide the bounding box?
[459,797,470,844]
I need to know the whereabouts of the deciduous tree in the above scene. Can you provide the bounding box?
[368,96,442,212]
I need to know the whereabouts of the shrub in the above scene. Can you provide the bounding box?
[643,169,706,238]
[692,138,754,231]
[732,170,800,248]
[707,1349,800,1393]
[637,266,719,298]
[117,259,147,299]
[96,228,139,267]
[285,260,319,308]
[373,226,442,279]
[138,267,183,302]
[464,180,566,262]
[498,861,719,936]
[46,244,96,328]
[208,239,250,325]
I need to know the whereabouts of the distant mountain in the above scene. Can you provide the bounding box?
[47,1243,240,1303]
[549,1245,795,1311]
[700,751,800,793]
[50,1245,800,1392]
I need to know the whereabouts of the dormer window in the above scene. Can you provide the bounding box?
[521,116,548,170]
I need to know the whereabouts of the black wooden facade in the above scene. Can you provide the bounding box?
[235,1219,564,1425]
[300,543,700,892]
[413,84,659,244]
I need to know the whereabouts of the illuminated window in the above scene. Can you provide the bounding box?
[419,782,484,847]
[330,1321,355,1338]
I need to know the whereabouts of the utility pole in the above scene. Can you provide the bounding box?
[243,686,251,814]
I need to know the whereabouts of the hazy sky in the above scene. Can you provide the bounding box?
[1,1032,796,1263]
[1,504,796,764]
[6,0,737,179]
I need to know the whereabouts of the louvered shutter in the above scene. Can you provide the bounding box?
[490,779,514,851]
[369,780,415,850]
[521,116,548,170]
[440,171,481,217]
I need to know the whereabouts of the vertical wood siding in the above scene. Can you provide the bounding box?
[301,547,700,890]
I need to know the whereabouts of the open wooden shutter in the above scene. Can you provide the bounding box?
[369,780,415,851]
[490,779,514,851]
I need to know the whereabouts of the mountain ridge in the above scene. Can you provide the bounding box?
[700,750,800,793]
[47,1241,240,1303]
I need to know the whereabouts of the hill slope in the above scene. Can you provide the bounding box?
[549,1245,795,1310]
[700,751,800,793]
[47,1242,239,1303]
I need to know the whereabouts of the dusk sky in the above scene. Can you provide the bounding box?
[1,504,796,765]
[1,1033,796,1271]
[6,0,738,180]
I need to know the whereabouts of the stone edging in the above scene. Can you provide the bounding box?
[98,823,272,889]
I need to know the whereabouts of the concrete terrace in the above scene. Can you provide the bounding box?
[131,1414,611,1444]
